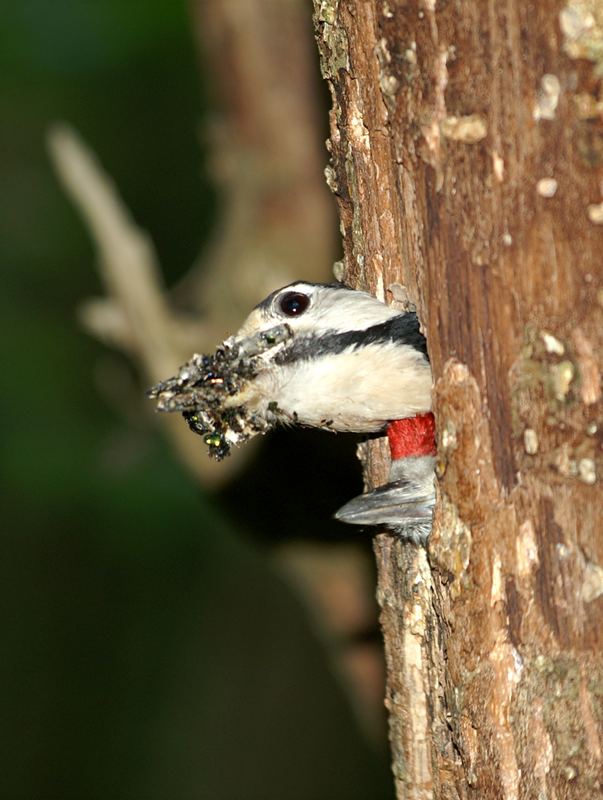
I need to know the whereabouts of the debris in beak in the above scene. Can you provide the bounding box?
[147,323,292,460]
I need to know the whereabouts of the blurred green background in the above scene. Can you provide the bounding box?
[1,2,394,798]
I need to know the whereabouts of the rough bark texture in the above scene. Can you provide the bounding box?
[313,1,603,798]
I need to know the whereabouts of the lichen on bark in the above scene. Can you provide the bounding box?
[313,1,603,798]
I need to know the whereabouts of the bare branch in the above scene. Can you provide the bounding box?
[47,123,252,485]
[48,124,181,379]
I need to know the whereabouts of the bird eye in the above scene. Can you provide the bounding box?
[278,291,310,317]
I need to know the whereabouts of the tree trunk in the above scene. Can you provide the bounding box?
[313,1,603,798]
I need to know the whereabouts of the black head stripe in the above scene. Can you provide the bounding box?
[274,313,428,365]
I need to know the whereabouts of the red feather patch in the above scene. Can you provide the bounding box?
[387,413,436,459]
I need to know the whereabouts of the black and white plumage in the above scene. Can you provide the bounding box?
[149,281,435,541]
[228,282,432,433]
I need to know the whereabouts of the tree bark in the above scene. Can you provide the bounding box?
[313,1,603,798]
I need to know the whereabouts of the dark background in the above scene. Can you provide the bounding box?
[1,2,394,798]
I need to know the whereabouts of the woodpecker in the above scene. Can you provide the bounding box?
[149,282,435,542]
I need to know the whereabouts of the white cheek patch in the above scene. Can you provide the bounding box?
[150,283,431,453]
[249,341,432,433]
[236,284,403,341]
